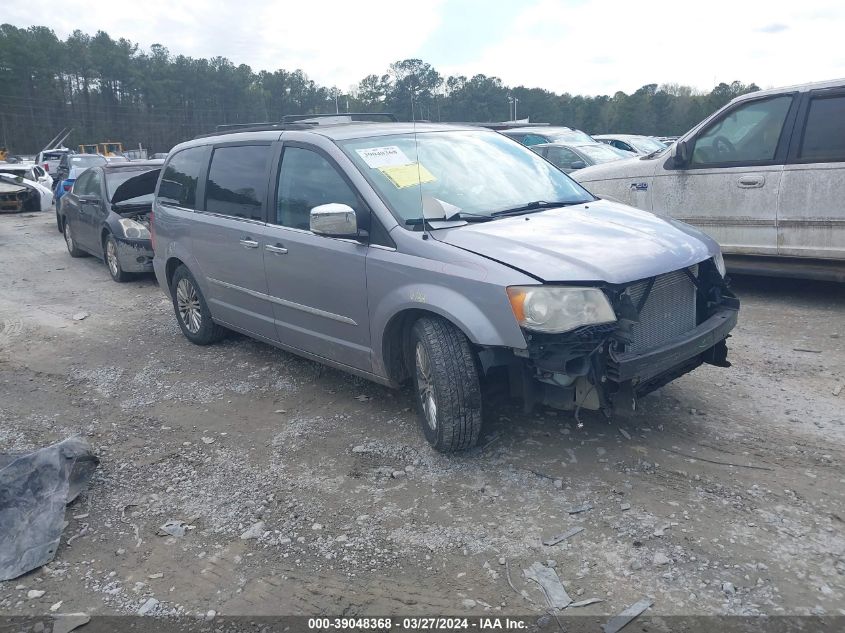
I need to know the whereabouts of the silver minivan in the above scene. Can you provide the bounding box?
[151,118,739,452]
[574,79,845,281]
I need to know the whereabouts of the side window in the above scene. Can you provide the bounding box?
[799,94,845,163]
[86,171,102,197]
[546,147,581,169]
[692,95,792,166]
[205,145,272,220]
[522,134,547,146]
[72,171,91,194]
[611,140,631,152]
[275,147,360,231]
[158,147,206,208]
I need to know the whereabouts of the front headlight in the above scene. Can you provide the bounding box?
[118,218,150,240]
[713,249,726,277]
[507,286,617,333]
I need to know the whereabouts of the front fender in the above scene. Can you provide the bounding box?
[366,245,533,379]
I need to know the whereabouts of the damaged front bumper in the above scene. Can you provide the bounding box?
[114,236,154,273]
[503,259,740,414]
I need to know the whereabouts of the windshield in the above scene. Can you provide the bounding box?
[70,155,107,169]
[628,137,667,153]
[105,168,157,205]
[576,143,627,164]
[549,130,594,144]
[339,130,593,224]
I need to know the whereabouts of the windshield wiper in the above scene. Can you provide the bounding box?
[405,212,493,227]
[490,200,581,217]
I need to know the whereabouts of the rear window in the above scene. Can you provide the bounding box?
[158,147,206,209]
[205,145,273,220]
[800,95,845,162]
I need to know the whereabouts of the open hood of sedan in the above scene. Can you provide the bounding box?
[434,199,718,285]
[110,169,161,205]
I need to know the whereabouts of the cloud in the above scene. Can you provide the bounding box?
[757,23,789,33]
[437,0,845,95]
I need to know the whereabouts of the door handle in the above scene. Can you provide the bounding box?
[265,244,288,254]
[737,175,765,188]
[239,238,259,249]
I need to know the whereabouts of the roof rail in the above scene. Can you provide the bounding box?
[194,122,313,139]
[281,113,398,123]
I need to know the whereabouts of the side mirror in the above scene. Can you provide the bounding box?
[310,203,358,238]
[674,139,691,168]
[569,160,587,170]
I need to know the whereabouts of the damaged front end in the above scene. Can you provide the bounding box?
[0,178,42,213]
[506,258,739,415]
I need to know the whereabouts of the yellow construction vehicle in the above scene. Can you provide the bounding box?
[0,147,8,161]
[98,142,124,157]
[78,144,98,154]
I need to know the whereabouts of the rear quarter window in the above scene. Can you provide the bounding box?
[158,147,207,208]
[799,95,845,163]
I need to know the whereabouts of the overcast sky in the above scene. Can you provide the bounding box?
[4,0,844,95]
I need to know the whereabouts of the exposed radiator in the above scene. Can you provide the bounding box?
[625,266,698,352]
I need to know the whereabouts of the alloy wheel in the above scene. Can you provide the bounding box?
[415,342,437,431]
[176,278,202,334]
[106,239,119,277]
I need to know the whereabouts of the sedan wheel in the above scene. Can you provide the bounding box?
[104,234,129,282]
[64,221,85,258]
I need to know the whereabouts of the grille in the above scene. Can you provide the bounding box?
[625,266,698,353]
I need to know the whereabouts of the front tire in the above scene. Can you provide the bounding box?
[170,265,226,345]
[63,219,86,258]
[104,234,131,282]
[409,316,482,452]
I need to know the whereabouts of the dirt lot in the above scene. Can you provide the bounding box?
[1,211,844,621]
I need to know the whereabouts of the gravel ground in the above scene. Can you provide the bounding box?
[0,212,843,621]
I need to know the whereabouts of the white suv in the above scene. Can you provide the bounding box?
[573,79,845,281]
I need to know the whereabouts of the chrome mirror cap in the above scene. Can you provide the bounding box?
[310,203,357,237]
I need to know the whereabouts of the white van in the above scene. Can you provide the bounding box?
[573,79,845,281]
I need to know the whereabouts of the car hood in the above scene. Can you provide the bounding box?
[573,154,660,183]
[435,199,718,284]
[110,169,161,205]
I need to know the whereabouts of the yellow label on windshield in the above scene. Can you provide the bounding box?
[378,163,436,189]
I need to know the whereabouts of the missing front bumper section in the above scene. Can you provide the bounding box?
[505,275,739,414]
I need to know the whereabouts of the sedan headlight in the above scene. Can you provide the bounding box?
[507,286,617,333]
[118,218,150,240]
[712,249,726,278]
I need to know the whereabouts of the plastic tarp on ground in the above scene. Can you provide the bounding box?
[0,437,98,581]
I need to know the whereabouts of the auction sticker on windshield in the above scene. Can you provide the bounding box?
[379,163,436,189]
[355,145,411,168]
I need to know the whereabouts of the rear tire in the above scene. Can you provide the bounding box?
[409,316,482,452]
[170,265,226,345]
[104,234,131,283]
[63,219,86,258]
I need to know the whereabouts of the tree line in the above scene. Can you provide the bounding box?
[0,24,761,155]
